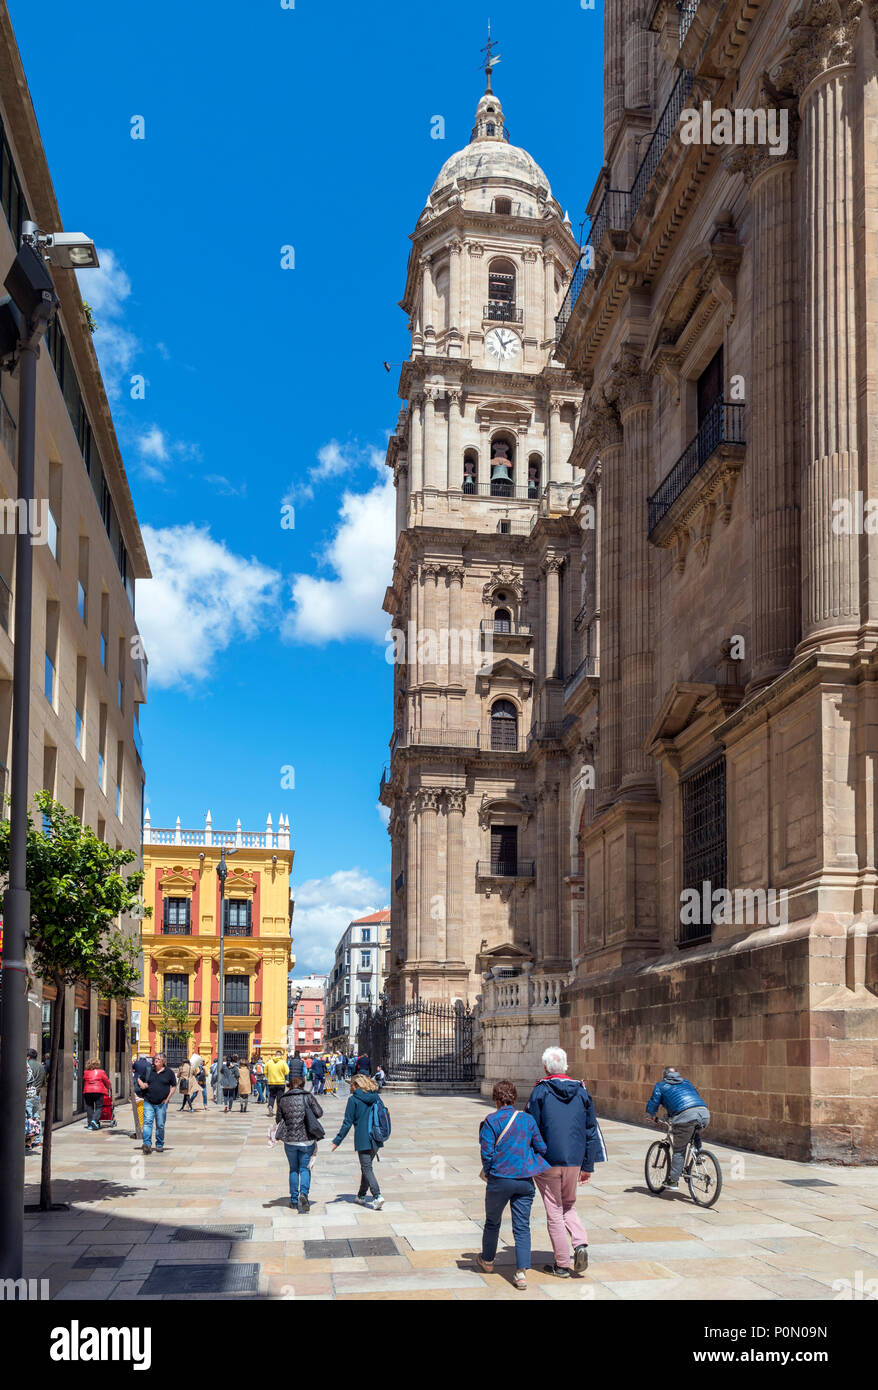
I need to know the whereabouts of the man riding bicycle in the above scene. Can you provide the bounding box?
[645,1067,711,1190]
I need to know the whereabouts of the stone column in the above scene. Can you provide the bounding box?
[449,240,462,330]
[624,0,654,111]
[408,564,421,693]
[609,356,655,794]
[422,564,440,685]
[743,144,801,685]
[421,256,435,332]
[603,0,626,156]
[586,402,623,809]
[423,387,439,489]
[409,394,423,494]
[418,789,440,963]
[543,252,556,343]
[447,565,465,687]
[445,790,466,963]
[446,389,462,490]
[537,786,562,966]
[548,399,562,484]
[395,460,408,534]
[542,556,562,681]
[406,794,419,959]
[774,18,862,651]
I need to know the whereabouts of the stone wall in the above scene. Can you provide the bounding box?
[560,918,878,1163]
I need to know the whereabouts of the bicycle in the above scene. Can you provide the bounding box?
[644,1120,722,1207]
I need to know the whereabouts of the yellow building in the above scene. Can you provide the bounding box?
[132,811,294,1065]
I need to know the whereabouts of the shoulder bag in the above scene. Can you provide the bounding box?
[479,1110,518,1182]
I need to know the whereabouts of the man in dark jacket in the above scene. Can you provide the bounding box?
[527,1046,606,1278]
[310,1054,326,1094]
[289,1051,305,1079]
[646,1067,710,1189]
[355,1052,370,1075]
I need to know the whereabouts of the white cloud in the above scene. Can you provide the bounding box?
[286,440,385,504]
[284,471,395,644]
[290,869,386,975]
[77,249,138,397]
[138,524,281,688]
[376,803,390,829]
[138,426,169,462]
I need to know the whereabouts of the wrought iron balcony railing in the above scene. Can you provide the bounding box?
[480,619,533,636]
[677,0,699,47]
[161,922,191,936]
[476,860,535,879]
[647,399,745,535]
[223,922,252,937]
[211,999,262,1016]
[462,481,538,500]
[483,302,523,323]
[556,70,695,339]
[149,999,201,1016]
[496,519,532,535]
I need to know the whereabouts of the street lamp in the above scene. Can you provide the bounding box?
[214,846,237,1103]
[0,223,99,1281]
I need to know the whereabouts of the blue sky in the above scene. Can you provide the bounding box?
[8,0,605,972]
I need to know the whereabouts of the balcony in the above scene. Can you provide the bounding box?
[556,70,695,338]
[211,1000,262,1017]
[476,860,535,880]
[480,619,533,637]
[406,727,480,749]
[479,972,568,1021]
[495,519,532,536]
[161,922,191,936]
[564,655,598,704]
[527,721,566,745]
[677,0,699,47]
[223,921,252,938]
[648,399,746,537]
[149,999,201,1016]
[483,302,523,323]
[462,482,539,501]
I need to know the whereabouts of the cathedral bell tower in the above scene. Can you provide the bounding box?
[380,64,584,1007]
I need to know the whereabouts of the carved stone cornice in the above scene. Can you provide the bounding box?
[605,349,652,417]
[772,0,866,97]
[576,396,622,461]
[541,555,565,576]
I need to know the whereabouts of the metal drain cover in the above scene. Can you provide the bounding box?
[139,1262,260,1295]
[349,1237,398,1257]
[304,1238,353,1259]
[171,1224,254,1241]
[74,1254,125,1269]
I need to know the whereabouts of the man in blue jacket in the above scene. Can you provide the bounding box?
[646,1067,711,1189]
[527,1047,607,1278]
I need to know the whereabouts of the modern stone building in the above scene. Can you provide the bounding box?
[554,0,878,1163]
[0,9,150,1123]
[133,812,294,1063]
[378,74,587,1093]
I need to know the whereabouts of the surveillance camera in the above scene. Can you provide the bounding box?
[272,855,277,864]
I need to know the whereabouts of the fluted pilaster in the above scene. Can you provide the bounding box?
[418,789,440,962]
[604,0,625,155]
[584,401,623,809]
[445,789,465,963]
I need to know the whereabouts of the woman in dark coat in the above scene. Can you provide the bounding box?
[274,1077,324,1211]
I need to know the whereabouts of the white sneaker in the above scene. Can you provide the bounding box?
[371,1195,385,1210]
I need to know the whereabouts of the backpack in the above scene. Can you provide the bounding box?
[368,1096,391,1147]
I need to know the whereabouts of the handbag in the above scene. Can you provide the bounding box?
[479,1110,519,1182]
[303,1095,326,1141]
[179,1073,189,1092]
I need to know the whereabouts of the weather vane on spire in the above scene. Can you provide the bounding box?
[480,19,501,92]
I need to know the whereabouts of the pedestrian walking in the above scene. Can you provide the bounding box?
[82,1057,111,1130]
[251,1054,267,1103]
[25,1049,46,1153]
[177,1059,199,1112]
[272,1076,325,1211]
[526,1047,607,1277]
[330,1074,388,1210]
[355,1051,371,1075]
[288,1051,305,1082]
[346,1055,356,1080]
[194,1055,209,1109]
[265,1050,289,1114]
[220,1057,239,1112]
[138,1054,177,1154]
[311,1053,326,1095]
[477,1081,549,1291]
[237,1057,252,1112]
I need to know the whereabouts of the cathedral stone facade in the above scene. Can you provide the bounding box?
[383,0,878,1158]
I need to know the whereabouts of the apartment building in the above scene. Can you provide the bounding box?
[324,910,390,1050]
[286,975,327,1057]
[0,10,150,1122]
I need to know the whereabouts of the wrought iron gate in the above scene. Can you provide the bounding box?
[357,999,475,1082]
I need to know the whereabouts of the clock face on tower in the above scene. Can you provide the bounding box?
[485,326,521,366]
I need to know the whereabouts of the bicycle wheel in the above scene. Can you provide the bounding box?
[645,1141,670,1192]
[687,1149,722,1207]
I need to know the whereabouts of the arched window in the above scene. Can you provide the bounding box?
[494,196,512,215]
[486,122,496,136]
[493,607,512,633]
[528,453,542,499]
[462,449,478,495]
[488,258,516,321]
[490,699,518,751]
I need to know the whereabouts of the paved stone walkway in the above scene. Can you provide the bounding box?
[21,1091,878,1300]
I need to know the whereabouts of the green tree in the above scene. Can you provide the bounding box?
[0,791,147,1210]
[151,996,193,1055]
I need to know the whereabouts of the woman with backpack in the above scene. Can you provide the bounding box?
[273,1076,324,1211]
[330,1074,387,1210]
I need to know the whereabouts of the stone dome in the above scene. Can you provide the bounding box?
[428,88,555,205]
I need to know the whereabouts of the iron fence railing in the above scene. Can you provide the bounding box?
[476,860,535,878]
[483,302,523,322]
[556,70,695,339]
[211,999,262,1016]
[358,998,475,1082]
[647,399,745,534]
[480,619,533,636]
[149,999,201,1016]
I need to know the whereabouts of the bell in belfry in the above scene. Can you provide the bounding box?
[490,439,513,484]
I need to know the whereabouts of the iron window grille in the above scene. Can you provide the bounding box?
[680,755,726,945]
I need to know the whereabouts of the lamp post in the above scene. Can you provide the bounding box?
[0,225,98,1280]
[214,845,237,1102]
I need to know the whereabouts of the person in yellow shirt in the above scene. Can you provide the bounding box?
[265,1051,289,1115]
